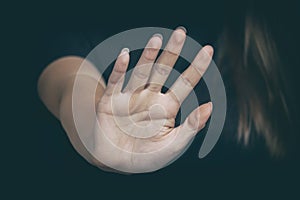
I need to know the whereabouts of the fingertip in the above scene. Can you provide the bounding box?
[119,47,129,58]
[202,101,213,115]
[198,102,213,125]
[203,45,214,57]
[120,47,130,55]
[148,34,163,49]
[152,33,163,41]
[115,48,130,72]
[176,26,187,34]
[119,48,130,61]
[207,101,213,112]
[173,27,186,44]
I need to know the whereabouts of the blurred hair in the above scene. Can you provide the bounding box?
[217,4,292,156]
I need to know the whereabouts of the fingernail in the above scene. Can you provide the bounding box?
[209,102,213,111]
[120,48,129,56]
[204,102,213,114]
[176,26,187,33]
[152,33,163,40]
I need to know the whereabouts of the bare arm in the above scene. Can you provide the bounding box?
[37,56,108,168]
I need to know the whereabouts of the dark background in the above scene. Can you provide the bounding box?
[3,0,300,199]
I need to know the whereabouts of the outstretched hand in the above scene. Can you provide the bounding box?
[94,27,213,173]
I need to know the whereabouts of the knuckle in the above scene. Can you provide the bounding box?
[191,63,206,76]
[109,71,123,84]
[166,91,181,106]
[147,83,161,92]
[143,48,158,61]
[154,64,171,75]
[134,66,149,79]
[180,75,193,88]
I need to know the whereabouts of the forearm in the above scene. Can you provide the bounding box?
[37,56,107,167]
[37,56,105,117]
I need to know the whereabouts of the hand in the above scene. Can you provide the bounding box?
[94,27,213,173]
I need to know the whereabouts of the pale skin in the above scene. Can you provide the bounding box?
[38,27,214,173]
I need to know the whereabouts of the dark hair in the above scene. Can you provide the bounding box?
[217,4,293,156]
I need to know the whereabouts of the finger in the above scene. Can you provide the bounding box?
[124,34,163,92]
[170,102,213,152]
[167,45,213,104]
[105,48,130,96]
[147,27,187,92]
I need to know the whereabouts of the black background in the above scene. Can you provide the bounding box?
[3,0,300,199]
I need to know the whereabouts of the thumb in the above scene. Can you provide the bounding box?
[185,102,213,133]
[153,102,213,164]
[174,102,213,144]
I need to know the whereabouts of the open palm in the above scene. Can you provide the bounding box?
[94,28,213,173]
